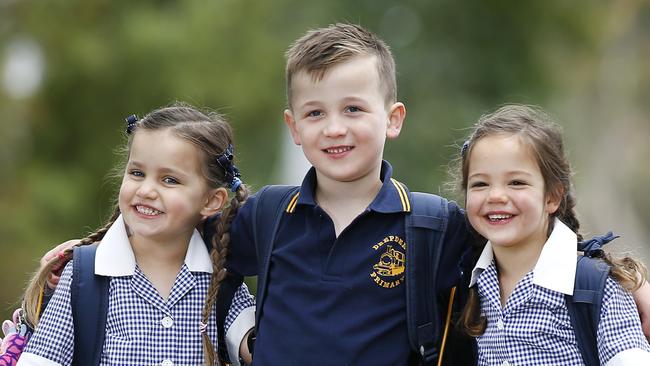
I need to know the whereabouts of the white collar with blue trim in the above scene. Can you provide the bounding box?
[469,218,578,295]
[94,214,213,276]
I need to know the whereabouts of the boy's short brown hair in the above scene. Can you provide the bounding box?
[285,23,397,108]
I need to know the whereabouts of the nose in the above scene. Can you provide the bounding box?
[136,179,158,199]
[486,186,508,203]
[322,115,347,137]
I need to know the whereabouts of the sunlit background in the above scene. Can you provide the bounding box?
[2,0,649,321]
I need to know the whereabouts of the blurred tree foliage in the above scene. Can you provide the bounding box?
[1,0,648,321]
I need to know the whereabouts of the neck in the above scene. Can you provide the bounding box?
[130,231,191,269]
[492,237,545,284]
[315,170,382,209]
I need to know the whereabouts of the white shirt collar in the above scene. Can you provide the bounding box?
[94,214,213,276]
[469,218,578,295]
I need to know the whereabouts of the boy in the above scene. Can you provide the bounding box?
[227,23,473,365]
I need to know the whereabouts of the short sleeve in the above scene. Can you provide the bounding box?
[597,277,650,365]
[19,261,75,366]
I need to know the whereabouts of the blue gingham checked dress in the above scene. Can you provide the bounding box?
[19,216,255,366]
[471,220,650,366]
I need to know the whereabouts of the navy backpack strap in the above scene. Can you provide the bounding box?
[71,243,110,366]
[201,215,247,364]
[251,185,300,328]
[565,255,610,366]
[406,191,448,365]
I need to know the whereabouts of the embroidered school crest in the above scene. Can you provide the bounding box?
[370,235,406,288]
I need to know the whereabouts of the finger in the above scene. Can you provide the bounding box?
[40,239,80,267]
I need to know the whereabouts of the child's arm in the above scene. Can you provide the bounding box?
[17,262,76,366]
[224,282,255,365]
[597,277,650,365]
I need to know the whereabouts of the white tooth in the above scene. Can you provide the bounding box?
[137,206,161,215]
[488,214,512,221]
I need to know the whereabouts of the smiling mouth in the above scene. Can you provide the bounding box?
[136,205,163,216]
[324,146,353,154]
[487,214,512,222]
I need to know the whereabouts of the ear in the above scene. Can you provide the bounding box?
[386,102,406,139]
[201,187,229,217]
[283,109,302,146]
[545,185,563,215]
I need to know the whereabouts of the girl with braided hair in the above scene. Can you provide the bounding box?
[16,103,254,366]
[455,104,650,365]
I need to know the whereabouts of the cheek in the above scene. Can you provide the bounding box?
[465,193,483,225]
[117,181,132,209]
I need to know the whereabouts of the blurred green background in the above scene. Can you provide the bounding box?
[2,0,649,321]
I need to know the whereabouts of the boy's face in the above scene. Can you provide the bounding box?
[284,55,405,186]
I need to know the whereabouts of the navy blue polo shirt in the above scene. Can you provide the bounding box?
[228,161,471,365]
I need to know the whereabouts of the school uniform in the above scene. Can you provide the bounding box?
[19,214,255,366]
[470,219,650,366]
[228,160,471,365]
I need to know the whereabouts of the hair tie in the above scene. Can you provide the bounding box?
[216,144,243,192]
[578,231,619,258]
[199,322,208,334]
[125,114,139,134]
[460,140,470,157]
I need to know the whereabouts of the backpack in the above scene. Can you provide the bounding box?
[249,185,464,365]
[565,233,618,366]
[58,237,243,365]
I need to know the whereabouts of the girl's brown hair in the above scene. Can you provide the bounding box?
[22,102,248,365]
[451,104,647,337]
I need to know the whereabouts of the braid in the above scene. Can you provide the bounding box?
[202,185,251,366]
[22,205,121,328]
[555,191,583,242]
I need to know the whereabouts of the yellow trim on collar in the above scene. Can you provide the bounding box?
[390,178,411,212]
[285,192,300,213]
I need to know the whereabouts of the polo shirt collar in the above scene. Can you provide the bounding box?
[292,160,410,214]
[94,214,213,276]
[469,218,578,295]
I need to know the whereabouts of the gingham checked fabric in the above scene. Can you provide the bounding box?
[23,261,254,365]
[475,263,650,365]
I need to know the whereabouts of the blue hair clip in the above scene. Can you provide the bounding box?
[216,144,243,192]
[578,231,619,258]
[125,114,138,134]
[460,140,470,157]
[230,177,242,192]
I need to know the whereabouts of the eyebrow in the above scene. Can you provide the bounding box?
[127,160,190,177]
[468,170,535,179]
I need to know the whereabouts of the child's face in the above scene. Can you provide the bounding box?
[119,129,226,244]
[465,134,560,252]
[283,55,405,185]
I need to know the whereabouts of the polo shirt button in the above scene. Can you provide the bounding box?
[419,345,425,356]
[501,361,511,366]
[496,318,504,331]
[161,360,174,366]
[161,316,173,328]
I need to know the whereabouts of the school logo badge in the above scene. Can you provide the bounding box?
[370,235,406,288]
